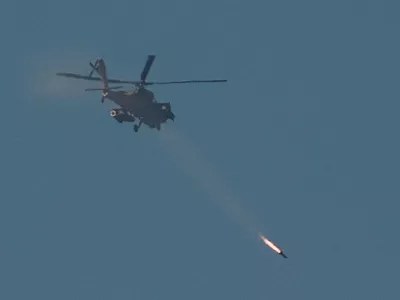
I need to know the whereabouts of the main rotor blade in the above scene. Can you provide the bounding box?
[56,72,141,85]
[57,72,102,81]
[141,55,156,82]
[144,79,227,85]
[56,72,227,86]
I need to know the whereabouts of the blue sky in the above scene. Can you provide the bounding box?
[1,0,400,299]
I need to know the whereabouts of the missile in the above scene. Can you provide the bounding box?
[259,233,288,259]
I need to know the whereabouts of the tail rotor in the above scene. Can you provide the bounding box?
[88,59,99,77]
[85,58,122,103]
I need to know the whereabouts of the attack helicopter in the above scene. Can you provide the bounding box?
[56,55,227,132]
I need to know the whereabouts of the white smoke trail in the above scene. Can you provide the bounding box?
[158,127,261,236]
[20,46,98,101]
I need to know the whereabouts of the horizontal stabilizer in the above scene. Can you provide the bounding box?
[85,86,123,91]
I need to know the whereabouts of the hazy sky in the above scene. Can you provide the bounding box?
[1,0,400,299]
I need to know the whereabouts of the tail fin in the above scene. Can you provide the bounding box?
[89,59,108,89]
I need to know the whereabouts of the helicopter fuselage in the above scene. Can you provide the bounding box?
[105,87,154,111]
[105,87,175,129]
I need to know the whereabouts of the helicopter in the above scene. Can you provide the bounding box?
[56,55,227,132]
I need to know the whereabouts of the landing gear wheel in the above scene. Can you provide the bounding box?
[133,118,143,133]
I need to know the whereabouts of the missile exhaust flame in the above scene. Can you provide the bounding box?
[259,233,287,259]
